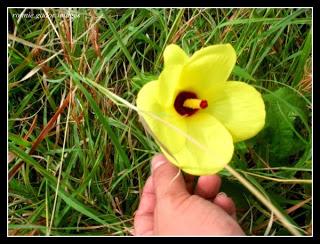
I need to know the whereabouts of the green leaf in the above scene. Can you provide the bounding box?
[220,178,250,209]
[132,73,158,89]
[232,65,256,82]
[253,87,309,167]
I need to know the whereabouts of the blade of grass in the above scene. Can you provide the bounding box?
[9,144,122,231]
[292,29,311,87]
[8,91,72,181]
[102,10,141,79]
[48,84,72,235]
[154,9,185,69]
[60,60,131,170]
[225,165,302,236]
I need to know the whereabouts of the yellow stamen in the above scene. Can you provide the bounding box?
[183,98,208,109]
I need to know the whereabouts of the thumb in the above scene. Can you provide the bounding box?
[151,154,189,200]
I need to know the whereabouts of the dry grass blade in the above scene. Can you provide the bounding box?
[55,90,67,146]
[225,165,303,236]
[8,152,16,164]
[240,170,312,184]
[253,197,312,233]
[8,91,72,181]
[171,10,203,43]
[30,91,72,154]
[31,33,49,58]
[89,10,102,59]
[16,66,42,83]
[24,114,38,140]
[8,34,57,54]
[8,114,38,164]
[220,10,238,39]
[298,69,312,94]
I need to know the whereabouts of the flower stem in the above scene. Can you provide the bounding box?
[224,164,302,236]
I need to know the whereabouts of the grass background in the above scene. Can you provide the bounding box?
[8,8,312,236]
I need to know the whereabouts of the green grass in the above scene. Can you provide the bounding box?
[8,8,312,236]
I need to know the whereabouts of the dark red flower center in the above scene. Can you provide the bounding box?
[174,91,208,117]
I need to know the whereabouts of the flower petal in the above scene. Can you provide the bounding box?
[189,44,236,64]
[157,64,183,108]
[178,44,236,99]
[162,112,234,175]
[157,45,189,107]
[136,80,187,153]
[207,81,266,142]
[163,44,189,67]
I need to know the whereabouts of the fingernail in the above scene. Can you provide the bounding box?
[151,154,167,172]
[217,192,227,198]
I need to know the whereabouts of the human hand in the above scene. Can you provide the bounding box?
[133,154,245,236]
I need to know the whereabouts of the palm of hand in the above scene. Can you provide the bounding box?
[134,154,245,236]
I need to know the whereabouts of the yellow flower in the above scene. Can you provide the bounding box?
[137,44,266,175]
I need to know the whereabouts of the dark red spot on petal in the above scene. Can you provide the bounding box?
[174,91,198,116]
